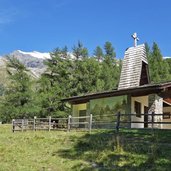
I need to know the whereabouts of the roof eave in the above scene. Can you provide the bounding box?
[61,83,164,104]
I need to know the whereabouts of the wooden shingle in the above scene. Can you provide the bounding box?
[118,44,149,90]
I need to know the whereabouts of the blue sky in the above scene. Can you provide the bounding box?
[0,0,171,58]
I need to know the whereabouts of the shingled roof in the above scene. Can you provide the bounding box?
[118,44,150,90]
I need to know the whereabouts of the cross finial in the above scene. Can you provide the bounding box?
[131,33,139,47]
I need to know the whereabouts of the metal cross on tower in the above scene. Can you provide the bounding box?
[131,33,139,47]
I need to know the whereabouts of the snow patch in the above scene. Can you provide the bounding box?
[163,56,171,59]
[17,50,51,59]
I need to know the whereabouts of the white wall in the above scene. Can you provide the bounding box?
[131,96,148,128]
[72,103,87,117]
[72,103,87,126]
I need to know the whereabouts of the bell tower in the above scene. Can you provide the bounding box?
[118,33,150,90]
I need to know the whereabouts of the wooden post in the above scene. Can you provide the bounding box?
[152,112,154,129]
[89,114,92,133]
[12,119,15,132]
[33,116,36,131]
[116,112,121,133]
[48,116,51,131]
[21,119,24,132]
[68,115,71,132]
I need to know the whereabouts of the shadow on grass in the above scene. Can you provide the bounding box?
[56,129,171,171]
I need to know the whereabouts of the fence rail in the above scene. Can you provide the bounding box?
[12,114,93,133]
[12,112,171,132]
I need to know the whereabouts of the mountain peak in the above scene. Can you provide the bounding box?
[15,50,51,59]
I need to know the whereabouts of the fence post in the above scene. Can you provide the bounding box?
[152,112,154,129]
[89,114,92,133]
[49,116,51,131]
[116,112,121,133]
[21,119,24,132]
[68,115,71,132]
[33,116,36,131]
[12,119,15,132]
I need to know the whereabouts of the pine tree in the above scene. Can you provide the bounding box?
[104,41,116,62]
[72,41,88,59]
[38,49,72,117]
[0,57,36,122]
[165,58,171,74]
[54,46,68,58]
[100,42,120,90]
[148,42,171,83]
[93,46,104,62]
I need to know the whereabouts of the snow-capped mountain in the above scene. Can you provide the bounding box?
[0,50,52,78]
[15,50,51,59]
[0,49,93,79]
[9,50,50,69]
[0,49,77,85]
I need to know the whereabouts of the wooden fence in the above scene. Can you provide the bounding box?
[12,112,171,132]
[12,115,93,133]
[115,112,171,131]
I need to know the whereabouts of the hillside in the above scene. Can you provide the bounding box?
[0,58,9,86]
[0,125,170,171]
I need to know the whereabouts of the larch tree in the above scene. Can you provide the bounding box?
[38,48,72,118]
[72,41,88,60]
[0,57,36,122]
[149,42,171,83]
[93,46,104,62]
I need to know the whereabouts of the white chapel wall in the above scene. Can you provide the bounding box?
[72,103,87,124]
[131,96,148,128]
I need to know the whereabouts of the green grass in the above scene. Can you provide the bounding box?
[0,125,171,171]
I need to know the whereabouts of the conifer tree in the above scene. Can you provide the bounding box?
[70,58,104,95]
[104,41,116,63]
[165,58,171,74]
[93,46,104,62]
[148,42,171,83]
[72,41,88,59]
[0,57,36,122]
[38,49,72,117]
[101,42,120,90]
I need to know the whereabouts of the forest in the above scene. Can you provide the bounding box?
[0,41,171,123]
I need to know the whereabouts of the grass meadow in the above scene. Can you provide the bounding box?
[0,124,171,171]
